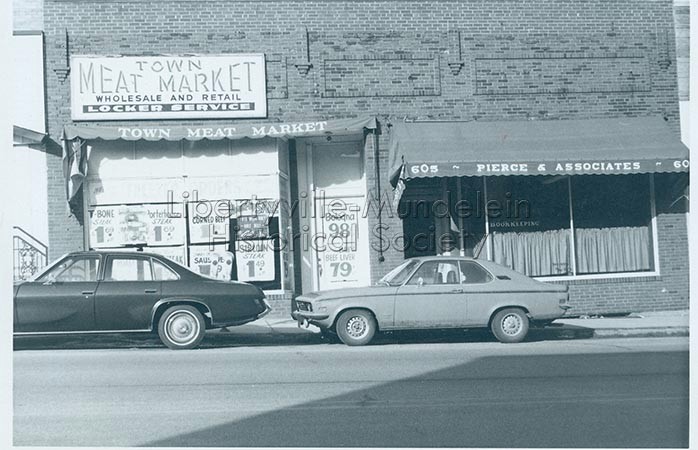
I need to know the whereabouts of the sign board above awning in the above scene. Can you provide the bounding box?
[70,54,267,121]
[389,117,690,187]
[63,116,378,141]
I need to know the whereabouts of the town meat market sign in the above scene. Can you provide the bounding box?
[70,54,267,120]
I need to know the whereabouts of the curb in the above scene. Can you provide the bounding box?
[591,327,689,339]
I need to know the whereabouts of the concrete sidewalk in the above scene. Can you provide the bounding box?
[221,309,690,340]
[554,310,690,338]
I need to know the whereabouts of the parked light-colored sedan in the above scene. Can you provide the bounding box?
[292,256,570,345]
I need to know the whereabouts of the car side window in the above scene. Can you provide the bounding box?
[39,256,100,282]
[152,259,179,281]
[459,261,493,284]
[407,261,460,285]
[106,257,153,281]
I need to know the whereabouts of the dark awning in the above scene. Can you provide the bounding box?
[63,116,377,141]
[389,117,690,187]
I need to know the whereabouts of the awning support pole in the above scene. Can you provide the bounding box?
[373,129,384,262]
[457,177,465,256]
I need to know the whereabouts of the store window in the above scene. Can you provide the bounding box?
[400,174,658,279]
[486,176,571,277]
[483,174,656,278]
[571,174,654,274]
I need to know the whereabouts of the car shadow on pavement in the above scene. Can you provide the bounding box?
[12,325,595,351]
[12,331,323,351]
[325,325,595,346]
[141,350,689,448]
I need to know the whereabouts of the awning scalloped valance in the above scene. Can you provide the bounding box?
[63,116,378,141]
[388,116,690,187]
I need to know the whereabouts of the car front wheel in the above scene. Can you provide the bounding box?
[491,308,529,343]
[335,309,376,346]
[158,305,206,350]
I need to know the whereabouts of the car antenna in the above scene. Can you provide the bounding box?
[473,233,489,259]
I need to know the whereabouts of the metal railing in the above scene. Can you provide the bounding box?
[13,226,48,281]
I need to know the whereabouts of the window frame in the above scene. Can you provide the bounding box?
[406,259,462,286]
[103,254,155,282]
[459,260,495,285]
[151,257,181,281]
[479,174,660,281]
[36,254,102,283]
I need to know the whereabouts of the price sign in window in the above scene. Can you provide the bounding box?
[235,240,275,282]
[189,245,234,281]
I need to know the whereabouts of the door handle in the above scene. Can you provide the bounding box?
[144,289,158,294]
[451,288,464,293]
[81,291,94,295]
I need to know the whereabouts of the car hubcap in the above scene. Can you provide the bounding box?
[346,316,369,339]
[165,311,199,345]
[501,314,522,336]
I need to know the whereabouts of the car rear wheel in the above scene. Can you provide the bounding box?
[491,308,529,343]
[158,305,206,350]
[335,309,376,346]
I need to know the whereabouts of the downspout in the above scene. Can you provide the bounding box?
[373,126,385,262]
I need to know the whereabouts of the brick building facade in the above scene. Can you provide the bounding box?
[42,0,689,316]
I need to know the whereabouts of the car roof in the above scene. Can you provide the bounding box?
[410,255,478,262]
[66,250,166,258]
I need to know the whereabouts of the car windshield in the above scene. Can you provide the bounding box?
[378,259,419,286]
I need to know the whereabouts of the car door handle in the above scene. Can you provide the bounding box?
[81,290,94,295]
[144,289,158,294]
[451,288,464,293]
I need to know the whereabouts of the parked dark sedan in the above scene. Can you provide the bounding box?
[13,251,270,349]
[292,256,570,346]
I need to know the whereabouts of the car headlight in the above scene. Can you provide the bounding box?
[295,300,313,312]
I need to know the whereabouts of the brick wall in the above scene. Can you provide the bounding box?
[43,0,688,313]
[559,212,689,315]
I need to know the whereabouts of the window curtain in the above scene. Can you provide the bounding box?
[492,229,570,277]
[575,226,651,274]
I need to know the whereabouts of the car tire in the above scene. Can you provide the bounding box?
[491,308,529,343]
[157,305,206,350]
[335,309,377,346]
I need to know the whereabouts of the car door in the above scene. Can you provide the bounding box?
[457,260,496,326]
[14,255,100,332]
[393,260,468,328]
[94,254,161,331]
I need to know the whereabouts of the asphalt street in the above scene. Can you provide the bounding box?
[13,337,689,447]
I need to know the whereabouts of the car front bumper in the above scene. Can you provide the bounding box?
[291,310,331,328]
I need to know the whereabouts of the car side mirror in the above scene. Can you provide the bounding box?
[42,274,56,285]
[417,277,424,287]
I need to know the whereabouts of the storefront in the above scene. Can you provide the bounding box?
[62,116,377,310]
[59,53,379,310]
[387,118,689,311]
[44,0,689,315]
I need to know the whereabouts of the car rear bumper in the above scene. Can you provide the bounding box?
[257,299,272,319]
[215,299,272,328]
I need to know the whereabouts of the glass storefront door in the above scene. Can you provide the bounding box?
[295,138,370,292]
